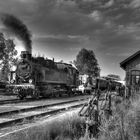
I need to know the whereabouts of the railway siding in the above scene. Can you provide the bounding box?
[0,96,90,131]
[0,95,91,114]
[0,101,85,126]
[0,92,115,140]
[0,109,80,140]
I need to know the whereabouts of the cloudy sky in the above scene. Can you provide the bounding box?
[1,0,140,79]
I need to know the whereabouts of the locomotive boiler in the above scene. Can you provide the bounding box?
[7,51,79,99]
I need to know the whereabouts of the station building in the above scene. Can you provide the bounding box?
[120,50,140,88]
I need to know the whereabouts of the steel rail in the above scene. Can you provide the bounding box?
[0,97,89,117]
[0,98,47,105]
[0,102,85,129]
[0,94,90,105]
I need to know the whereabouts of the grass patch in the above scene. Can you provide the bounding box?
[79,94,140,140]
[3,95,140,140]
[95,95,140,140]
[3,112,86,140]
[43,114,86,140]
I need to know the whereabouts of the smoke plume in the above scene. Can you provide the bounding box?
[0,13,32,52]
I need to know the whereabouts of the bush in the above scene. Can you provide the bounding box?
[3,112,87,140]
[44,114,86,140]
[96,96,140,140]
[23,113,86,140]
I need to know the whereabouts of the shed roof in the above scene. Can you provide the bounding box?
[120,50,140,70]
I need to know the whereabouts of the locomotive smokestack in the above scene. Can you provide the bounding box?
[20,51,31,60]
[1,13,32,54]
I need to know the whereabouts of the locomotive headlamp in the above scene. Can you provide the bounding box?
[10,79,15,84]
[29,79,33,84]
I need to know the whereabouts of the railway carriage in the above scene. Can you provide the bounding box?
[94,77,124,95]
[77,75,124,95]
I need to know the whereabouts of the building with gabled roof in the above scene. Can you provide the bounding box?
[120,50,140,70]
[120,50,140,86]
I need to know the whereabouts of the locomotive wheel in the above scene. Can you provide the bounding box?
[13,88,25,100]
[67,89,72,97]
[19,94,25,100]
[41,91,50,98]
[18,91,26,100]
[31,88,40,99]
[58,92,62,97]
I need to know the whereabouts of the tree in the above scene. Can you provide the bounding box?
[74,48,100,77]
[0,33,17,81]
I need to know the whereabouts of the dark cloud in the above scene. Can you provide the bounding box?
[34,35,88,47]
[29,7,106,37]
[0,0,140,78]
[97,28,134,47]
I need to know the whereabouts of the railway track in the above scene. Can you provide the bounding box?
[0,97,47,105]
[0,93,91,105]
[0,95,106,106]
[0,97,89,129]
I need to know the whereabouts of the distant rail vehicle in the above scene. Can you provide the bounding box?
[94,77,124,96]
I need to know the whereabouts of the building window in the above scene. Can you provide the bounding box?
[131,70,140,85]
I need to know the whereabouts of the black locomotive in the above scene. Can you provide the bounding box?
[7,51,79,99]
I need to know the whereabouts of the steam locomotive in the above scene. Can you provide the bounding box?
[7,51,79,99]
